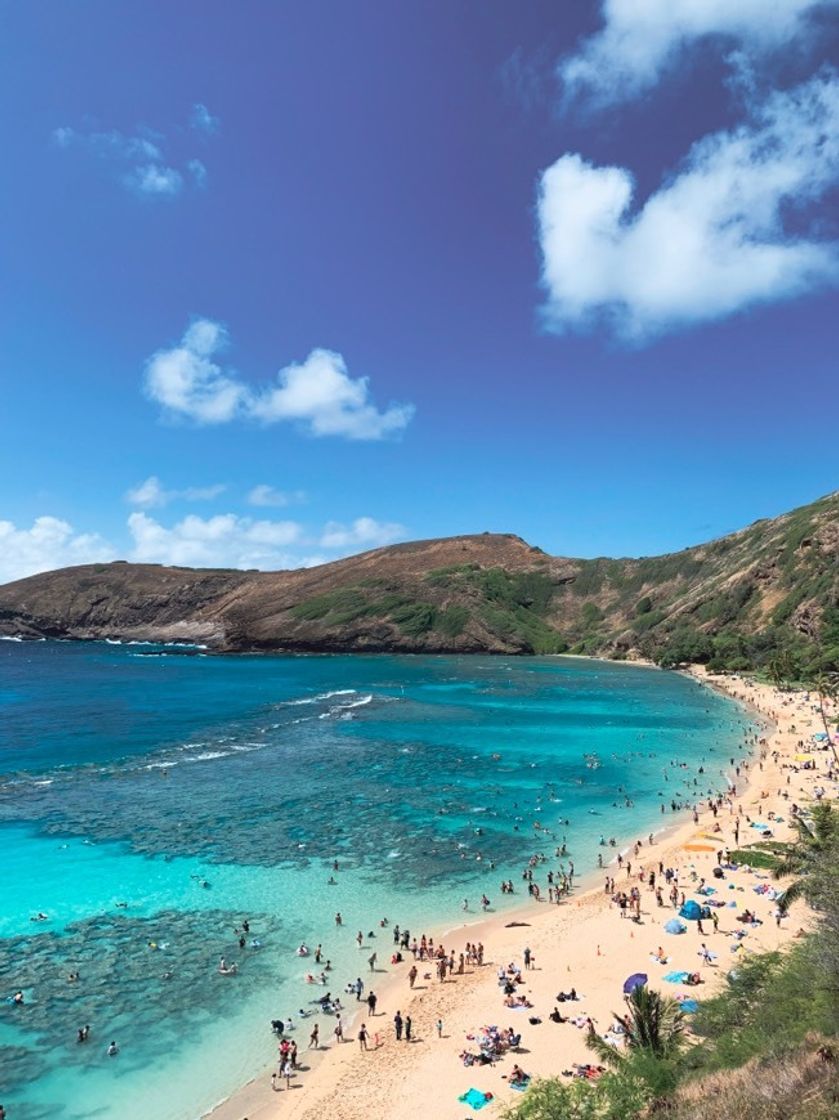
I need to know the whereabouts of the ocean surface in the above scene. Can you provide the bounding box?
[0,641,753,1120]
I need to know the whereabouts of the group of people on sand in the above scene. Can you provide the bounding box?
[242,674,837,1108]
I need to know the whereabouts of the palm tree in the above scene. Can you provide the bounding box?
[768,648,797,692]
[586,985,686,1066]
[774,802,838,911]
[809,671,839,768]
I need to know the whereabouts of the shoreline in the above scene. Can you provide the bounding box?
[205,664,827,1120]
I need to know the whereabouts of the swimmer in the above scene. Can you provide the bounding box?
[107,1041,119,1057]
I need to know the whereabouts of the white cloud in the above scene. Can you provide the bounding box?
[188,158,208,188]
[125,476,226,508]
[128,512,306,570]
[559,0,831,109]
[52,120,212,198]
[144,320,247,423]
[190,103,220,134]
[537,71,839,339]
[250,349,415,439]
[247,485,308,508]
[125,163,183,196]
[0,509,409,582]
[319,517,406,551]
[52,126,163,161]
[0,517,114,584]
[144,319,414,440]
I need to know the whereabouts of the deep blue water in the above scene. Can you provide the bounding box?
[0,641,752,1120]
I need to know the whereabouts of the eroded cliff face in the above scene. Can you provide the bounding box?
[1,491,837,660]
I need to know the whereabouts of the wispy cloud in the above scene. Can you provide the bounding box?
[124,163,184,197]
[125,476,227,508]
[144,318,415,440]
[247,485,308,508]
[128,511,305,570]
[0,517,113,583]
[538,70,839,339]
[319,517,406,550]
[0,506,409,582]
[52,111,217,197]
[190,103,220,134]
[187,159,208,188]
[559,0,830,111]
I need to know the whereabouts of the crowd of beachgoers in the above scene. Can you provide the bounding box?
[203,667,836,1120]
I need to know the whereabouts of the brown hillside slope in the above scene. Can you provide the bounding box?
[0,492,836,664]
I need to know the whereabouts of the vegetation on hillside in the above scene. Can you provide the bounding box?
[1,491,836,660]
[290,565,568,653]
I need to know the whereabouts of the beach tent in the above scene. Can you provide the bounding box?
[665,918,687,934]
[623,972,648,994]
[679,901,703,921]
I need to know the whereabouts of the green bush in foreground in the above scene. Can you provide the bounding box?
[501,1071,651,1120]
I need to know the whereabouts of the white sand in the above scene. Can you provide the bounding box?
[207,668,836,1120]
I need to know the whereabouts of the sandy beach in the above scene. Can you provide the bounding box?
[207,667,836,1120]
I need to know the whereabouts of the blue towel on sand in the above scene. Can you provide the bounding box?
[663,970,691,983]
[459,1089,491,1110]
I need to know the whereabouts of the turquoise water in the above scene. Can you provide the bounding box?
[0,642,752,1119]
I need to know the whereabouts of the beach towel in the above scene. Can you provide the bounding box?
[663,971,691,983]
[511,1078,531,1092]
[459,1089,491,1110]
[679,999,699,1013]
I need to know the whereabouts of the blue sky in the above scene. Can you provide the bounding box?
[1,0,837,580]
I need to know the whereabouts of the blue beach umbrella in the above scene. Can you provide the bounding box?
[679,901,703,921]
[623,972,648,994]
[665,918,687,934]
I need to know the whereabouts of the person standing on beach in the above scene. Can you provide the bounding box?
[334,1016,344,1043]
[355,977,364,1001]
[436,1018,443,1038]
[408,964,418,987]
[405,1015,412,1042]
[309,1023,319,1049]
[523,947,532,969]
[368,951,377,971]
[394,1010,403,1041]
[367,990,377,1015]
[358,1023,369,1050]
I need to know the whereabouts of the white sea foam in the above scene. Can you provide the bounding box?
[318,694,373,719]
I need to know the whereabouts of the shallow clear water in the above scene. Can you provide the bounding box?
[0,642,752,1119]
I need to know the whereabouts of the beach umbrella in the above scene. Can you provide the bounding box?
[679,901,703,921]
[664,918,687,934]
[622,972,648,994]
